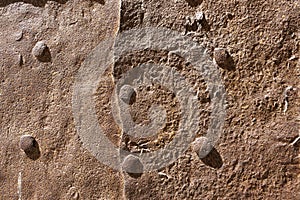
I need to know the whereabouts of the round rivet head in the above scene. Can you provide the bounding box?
[15,30,23,41]
[20,135,36,152]
[19,135,40,160]
[191,137,213,159]
[122,154,144,175]
[32,41,51,62]
[32,41,47,57]
[214,48,235,70]
[119,85,136,104]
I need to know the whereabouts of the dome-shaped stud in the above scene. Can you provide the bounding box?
[19,135,41,160]
[191,137,213,159]
[119,85,136,105]
[122,154,143,178]
[214,48,235,70]
[32,41,51,62]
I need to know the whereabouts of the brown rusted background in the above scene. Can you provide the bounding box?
[0,0,299,199]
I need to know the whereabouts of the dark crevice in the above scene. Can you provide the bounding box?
[185,0,203,7]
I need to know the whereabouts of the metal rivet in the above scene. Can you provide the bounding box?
[191,137,213,159]
[15,30,23,41]
[32,41,51,62]
[19,135,40,160]
[122,154,143,175]
[119,85,136,104]
[214,48,235,70]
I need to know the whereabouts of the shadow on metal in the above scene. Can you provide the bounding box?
[200,147,223,169]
